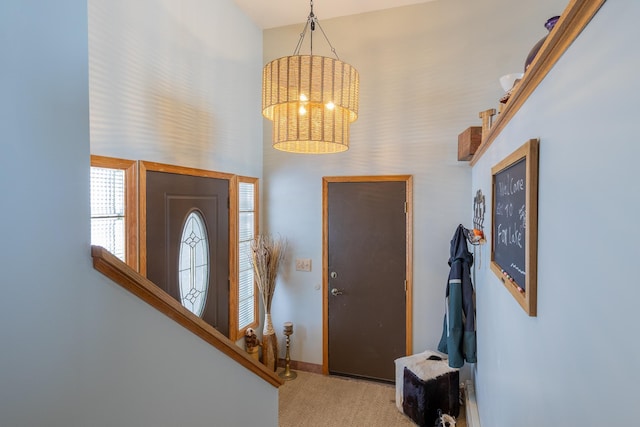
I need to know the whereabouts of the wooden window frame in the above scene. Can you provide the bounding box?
[137,161,258,342]
[90,155,138,271]
[232,176,260,341]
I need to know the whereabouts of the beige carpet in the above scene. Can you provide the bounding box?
[279,370,466,427]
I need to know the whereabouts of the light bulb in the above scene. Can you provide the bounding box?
[326,101,335,110]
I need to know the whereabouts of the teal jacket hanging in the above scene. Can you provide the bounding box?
[438,225,477,368]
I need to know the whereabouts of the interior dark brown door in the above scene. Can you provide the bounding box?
[326,180,408,382]
[145,170,230,336]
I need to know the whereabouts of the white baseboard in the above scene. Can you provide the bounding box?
[465,380,481,427]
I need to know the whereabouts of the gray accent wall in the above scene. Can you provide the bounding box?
[471,1,640,426]
[1,1,277,426]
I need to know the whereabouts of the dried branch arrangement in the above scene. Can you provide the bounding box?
[250,234,287,313]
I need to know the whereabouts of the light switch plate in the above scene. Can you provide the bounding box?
[295,258,312,272]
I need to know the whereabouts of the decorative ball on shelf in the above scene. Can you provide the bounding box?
[524,16,560,72]
[498,73,524,105]
[499,73,524,93]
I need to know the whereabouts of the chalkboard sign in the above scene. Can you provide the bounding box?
[493,157,527,287]
[491,139,539,316]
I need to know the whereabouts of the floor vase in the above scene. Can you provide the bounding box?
[262,313,278,372]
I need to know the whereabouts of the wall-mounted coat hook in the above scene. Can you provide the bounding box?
[466,189,487,245]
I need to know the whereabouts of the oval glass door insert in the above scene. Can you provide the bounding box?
[178,210,210,317]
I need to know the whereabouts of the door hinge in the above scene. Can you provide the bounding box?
[404,280,407,292]
[404,202,407,214]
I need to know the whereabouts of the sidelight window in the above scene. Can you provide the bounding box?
[237,178,259,333]
[91,167,125,259]
[90,156,138,269]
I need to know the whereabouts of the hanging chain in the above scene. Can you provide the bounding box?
[292,19,311,55]
[314,19,340,59]
[292,0,340,60]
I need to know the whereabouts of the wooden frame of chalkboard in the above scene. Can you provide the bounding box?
[490,139,539,316]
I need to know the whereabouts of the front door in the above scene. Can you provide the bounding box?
[324,177,412,382]
[143,165,230,336]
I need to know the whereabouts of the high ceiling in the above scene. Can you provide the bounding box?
[233,0,437,29]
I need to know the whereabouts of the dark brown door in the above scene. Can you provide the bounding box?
[145,170,230,336]
[326,180,408,382]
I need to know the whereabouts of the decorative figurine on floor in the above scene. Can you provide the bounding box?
[245,327,259,350]
[244,327,260,362]
[435,409,456,427]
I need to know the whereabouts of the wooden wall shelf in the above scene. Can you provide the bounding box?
[470,0,606,166]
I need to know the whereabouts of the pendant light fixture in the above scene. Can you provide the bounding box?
[262,1,359,154]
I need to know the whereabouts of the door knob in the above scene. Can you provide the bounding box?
[331,288,343,296]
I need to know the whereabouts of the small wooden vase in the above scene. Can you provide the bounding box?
[262,313,278,372]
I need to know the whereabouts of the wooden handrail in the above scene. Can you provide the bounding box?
[91,245,284,388]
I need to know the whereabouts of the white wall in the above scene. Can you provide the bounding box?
[0,1,277,426]
[471,1,640,426]
[263,0,565,368]
[89,0,264,177]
